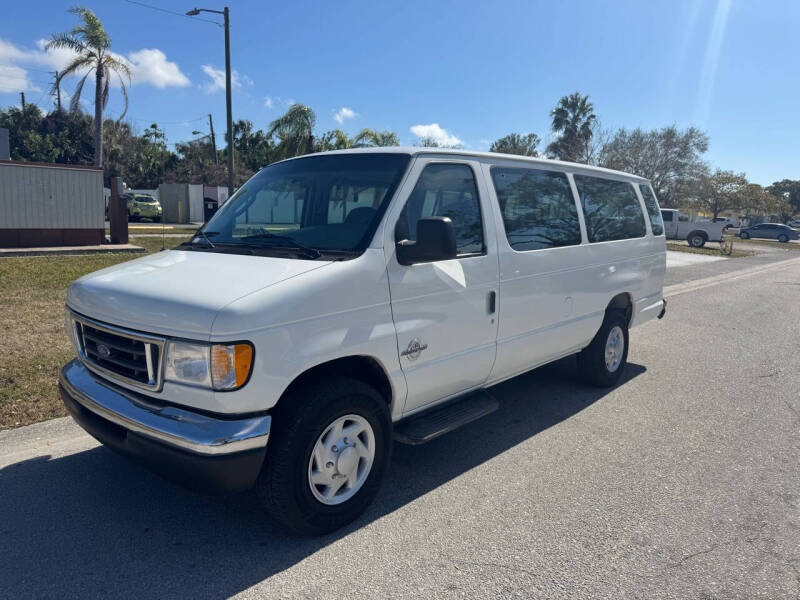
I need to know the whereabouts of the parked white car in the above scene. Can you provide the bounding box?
[660,209,726,247]
[60,148,667,534]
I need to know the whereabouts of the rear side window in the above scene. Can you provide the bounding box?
[661,210,674,222]
[574,175,646,242]
[638,184,664,236]
[491,167,581,250]
[396,163,484,255]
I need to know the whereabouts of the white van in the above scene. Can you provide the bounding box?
[60,148,667,534]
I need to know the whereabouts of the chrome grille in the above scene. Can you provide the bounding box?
[70,311,165,391]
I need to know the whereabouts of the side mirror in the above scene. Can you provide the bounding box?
[396,216,457,265]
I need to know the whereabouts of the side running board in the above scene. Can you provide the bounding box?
[394,390,499,445]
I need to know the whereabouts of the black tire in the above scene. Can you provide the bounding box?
[577,310,629,387]
[739,231,750,239]
[152,216,162,223]
[688,233,706,248]
[256,377,391,535]
[778,234,788,243]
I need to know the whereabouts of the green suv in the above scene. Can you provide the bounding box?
[125,194,163,222]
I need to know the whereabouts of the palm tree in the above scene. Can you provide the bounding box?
[267,104,316,159]
[353,128,400,147]
[546,92,596,163]
[47,6,131,167]
[315,129,354,152]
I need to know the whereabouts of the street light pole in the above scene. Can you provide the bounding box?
[186,6,233,194]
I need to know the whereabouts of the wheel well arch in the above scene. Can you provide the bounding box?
[688,229,708,240]
[275,355,394,412]
[606,292,633,325]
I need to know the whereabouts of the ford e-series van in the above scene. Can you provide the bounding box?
[60,148,667,534]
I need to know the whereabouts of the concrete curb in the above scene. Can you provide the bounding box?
[0,244,145,258]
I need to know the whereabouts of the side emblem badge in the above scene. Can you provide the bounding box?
[401,337,428,361]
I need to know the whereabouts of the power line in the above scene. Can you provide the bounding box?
[121,0,222,26]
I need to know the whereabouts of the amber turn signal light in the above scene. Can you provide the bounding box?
[210,343,254,390]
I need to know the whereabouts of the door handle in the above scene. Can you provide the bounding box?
[487,291,496,314]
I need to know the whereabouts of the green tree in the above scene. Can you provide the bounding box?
[46,6,131,167]
[0,103,93,164]
[233,119,275,171]
[418,137,440,147]
[41,109,94,163]
[599,126,710,208]
[0,104,52,162]
[353,128,399,147]
[690,169,748,220]
[489,132,540,156]
[315,129,354,152]
[546,92,596,162]
[767,179,800,214]
[267,104,316,159]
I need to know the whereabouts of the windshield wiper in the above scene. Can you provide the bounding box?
[193,229,217,248]
[239,232,322,259]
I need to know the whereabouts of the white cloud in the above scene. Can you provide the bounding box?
[123,49,190,88]
[410,123,463,147]
[0,37,189,93]
[201,65,249,93]
[264,95,273,109]
[333,106,357,124]
[0,63,39,93]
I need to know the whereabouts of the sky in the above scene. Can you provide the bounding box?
[1,0,798,185]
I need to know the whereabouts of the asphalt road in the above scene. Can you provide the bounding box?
[2,258,799,599]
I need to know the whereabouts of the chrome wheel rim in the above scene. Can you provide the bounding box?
[308,414,375,506]
[605,326,625,372]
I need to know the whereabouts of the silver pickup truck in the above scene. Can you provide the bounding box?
[660,209,726,247]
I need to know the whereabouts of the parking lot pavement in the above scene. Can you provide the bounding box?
[1,260,799,599]
[666,250,725,269]
[665,242,800,286]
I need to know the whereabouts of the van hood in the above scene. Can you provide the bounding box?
[66,249,332,338]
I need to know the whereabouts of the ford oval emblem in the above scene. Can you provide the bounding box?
[96,344,111,359]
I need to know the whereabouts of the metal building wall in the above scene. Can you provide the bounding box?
[0,161,104,247]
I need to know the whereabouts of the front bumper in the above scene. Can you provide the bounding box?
[59,359,270,492]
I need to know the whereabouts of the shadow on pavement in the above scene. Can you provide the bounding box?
[0,358,645,598]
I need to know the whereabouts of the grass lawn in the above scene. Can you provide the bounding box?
[666,241,754,258]
[0,235,191,429]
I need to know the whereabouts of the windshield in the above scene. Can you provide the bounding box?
[135,195,157,203]
[196,153,411,257]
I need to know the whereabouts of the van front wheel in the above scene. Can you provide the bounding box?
[578,311,629,387]
[256,377,391,535]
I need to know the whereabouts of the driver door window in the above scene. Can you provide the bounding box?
[395,163,484,257]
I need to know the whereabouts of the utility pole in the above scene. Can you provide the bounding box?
[208,113,218,165]
[51,71,62,112]
[223,6,233,195]
[186,6,234,195]
[20,92,25,110]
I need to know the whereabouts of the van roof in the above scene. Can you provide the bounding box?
[276,146,650,184]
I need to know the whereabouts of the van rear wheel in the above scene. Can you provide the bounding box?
[255,377,391,535]
[578,311,629,387]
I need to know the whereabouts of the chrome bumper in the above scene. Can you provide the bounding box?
[59,359,270,456]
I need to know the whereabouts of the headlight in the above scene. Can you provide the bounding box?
[164,340,253,391]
